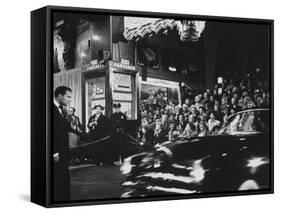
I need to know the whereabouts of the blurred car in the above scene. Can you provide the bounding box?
[120,108,271,198]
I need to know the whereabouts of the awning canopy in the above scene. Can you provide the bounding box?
[123,17,206,42]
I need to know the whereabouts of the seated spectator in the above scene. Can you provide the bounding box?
[207,112,221,134]
[168,122,176,141]
[197,121,209,137]
[193,95,203,111]
[182,115,197,138]
[151,119,167,145]
[177,114,186,131]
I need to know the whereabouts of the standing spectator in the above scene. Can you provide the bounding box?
[87,105,108,140]
[87,105,108,164]
[67,107,83,134]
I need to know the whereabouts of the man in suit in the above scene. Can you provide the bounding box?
[87,105,108,164]
[151,119,167,145]
[87,105,108,140]
[53,86,72,202]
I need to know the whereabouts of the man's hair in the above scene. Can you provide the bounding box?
[54,86,72,97]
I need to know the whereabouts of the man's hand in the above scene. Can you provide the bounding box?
[89,122,95,127]
[53,153,60,162]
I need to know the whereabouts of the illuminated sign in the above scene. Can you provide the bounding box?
[112,73,132,92]
[111,61,136,71]
[86,64,105,71]
[140,77,179,88]
[113,93,132,101]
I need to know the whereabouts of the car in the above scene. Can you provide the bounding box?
[120,108,271,198]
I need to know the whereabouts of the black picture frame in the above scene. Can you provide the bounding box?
[31,5,274,208]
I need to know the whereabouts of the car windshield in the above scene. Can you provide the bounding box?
[219,110,270,134]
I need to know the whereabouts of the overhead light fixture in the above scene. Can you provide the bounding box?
[92,35,100,41]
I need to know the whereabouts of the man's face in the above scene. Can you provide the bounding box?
[95,107,102,114]
[69,108,74,115]
[199,123,205,131]
[59,90,72,106]
[191,107,196,114]
[203,92,208,99]
[114,107,120,113]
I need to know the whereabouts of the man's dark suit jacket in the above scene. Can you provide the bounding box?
[87,114,108,140]
[151,128,167,145]
[52,104,70,202]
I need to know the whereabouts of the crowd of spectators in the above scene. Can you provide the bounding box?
[137,72,270,147]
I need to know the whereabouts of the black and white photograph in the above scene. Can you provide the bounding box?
[50,9,273,204]
[2,0,281,212]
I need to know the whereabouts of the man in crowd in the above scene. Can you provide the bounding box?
[151,119,166,145]
[87,105,108,140]
[53,86,72,201]
[182,114,197,138]
[67,107,82,134]
[87,105,108,164]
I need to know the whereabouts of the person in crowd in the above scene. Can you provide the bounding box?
[147,90,156,105]
[151,119,167,145]
[87,105,108,164]
[207,112,221,134]
[193,95,203,111]
[65,106,83,164]
[137,126,152,149]
[87,105,108,140]
[161,114,169,131]
[198,106,207,118]
[53,86,72,201]
[184,98,191,108]
[177,114,186,131]
[168,122,177,141]
[197,120,209,137]
[182,114,197,138]
[67,107,83,134]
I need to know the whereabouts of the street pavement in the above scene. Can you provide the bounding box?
[70,164,125,201]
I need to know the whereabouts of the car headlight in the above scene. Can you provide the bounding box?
[246,156,269,174]
[120,157,134,175]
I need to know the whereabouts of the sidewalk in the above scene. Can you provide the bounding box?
[70,164,125,201]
